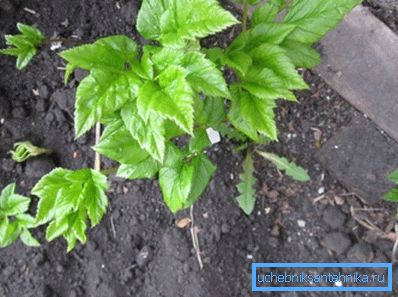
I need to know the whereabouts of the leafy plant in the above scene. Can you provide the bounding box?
[0,0,362,250]
[384,169,398,218]
[0,23,44,70]
[32,168,109,252]
[10,141,52,163]
[384,170,398,202]
[0,184,39,248]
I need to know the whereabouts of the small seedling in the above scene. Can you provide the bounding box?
[0,184,39,248]
[0,23,44,70]
[0,0,362,251]
[384,169,398,218]
[10,141,52,162]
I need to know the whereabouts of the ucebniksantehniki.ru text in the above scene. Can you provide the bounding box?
[257,271,386,286]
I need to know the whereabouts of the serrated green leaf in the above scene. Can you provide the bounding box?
[32,168,71,224]
[249,43,308,90]
[238,67,296,101]
[383,189,398,202]
[159,161,194,213]
[121,101,166,162]
[151,47,183,73]
[388,170,398,184]
[184,154,216,208]
[159,145,215,213]
[93,121,150,165]
[181,52,230,98]
[257,151,310,182]
[45,218,69,242]
[284,0,362,44]
[59,35,138,72]
[0,184,30,216]
[252,0,285,26]
[75,69,141,137]
[71,210,87,243]
[228,86,277,141]
[236,152,256,215]
[137,66,194,134]
[4,193,30,217]
[137,0,238,46]
[280,39,321,68]
[0,184,39,248]
[33,168,108,251]
[0,183,15,209]
[117,158,160,180]
[231,23,296,50]
[0,222,21,248]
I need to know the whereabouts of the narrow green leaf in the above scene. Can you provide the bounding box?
[257,151,310,182]
[236,152,256,215]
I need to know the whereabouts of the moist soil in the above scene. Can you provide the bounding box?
[0,1,397,297]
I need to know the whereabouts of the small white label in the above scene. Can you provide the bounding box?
[206,128,221,144]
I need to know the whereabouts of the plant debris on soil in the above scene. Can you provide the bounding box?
[0,1,397,297]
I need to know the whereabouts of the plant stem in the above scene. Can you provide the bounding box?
[101,167,118,176]
[242,0,249,32]
[94,122,101,171]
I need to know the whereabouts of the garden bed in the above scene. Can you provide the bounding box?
[0,1,397,296]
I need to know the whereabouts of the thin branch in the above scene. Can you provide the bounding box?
[190,205,204,270]
[94,122,101,171]
[242,0,249,32]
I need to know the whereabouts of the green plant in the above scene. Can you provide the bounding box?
[0,184,39,248]
[384,170,398,201]
[0,23,44,70]
[10,141,52,162]
[0,0,362,251]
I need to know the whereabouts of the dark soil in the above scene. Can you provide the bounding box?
[0,1,397,297]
